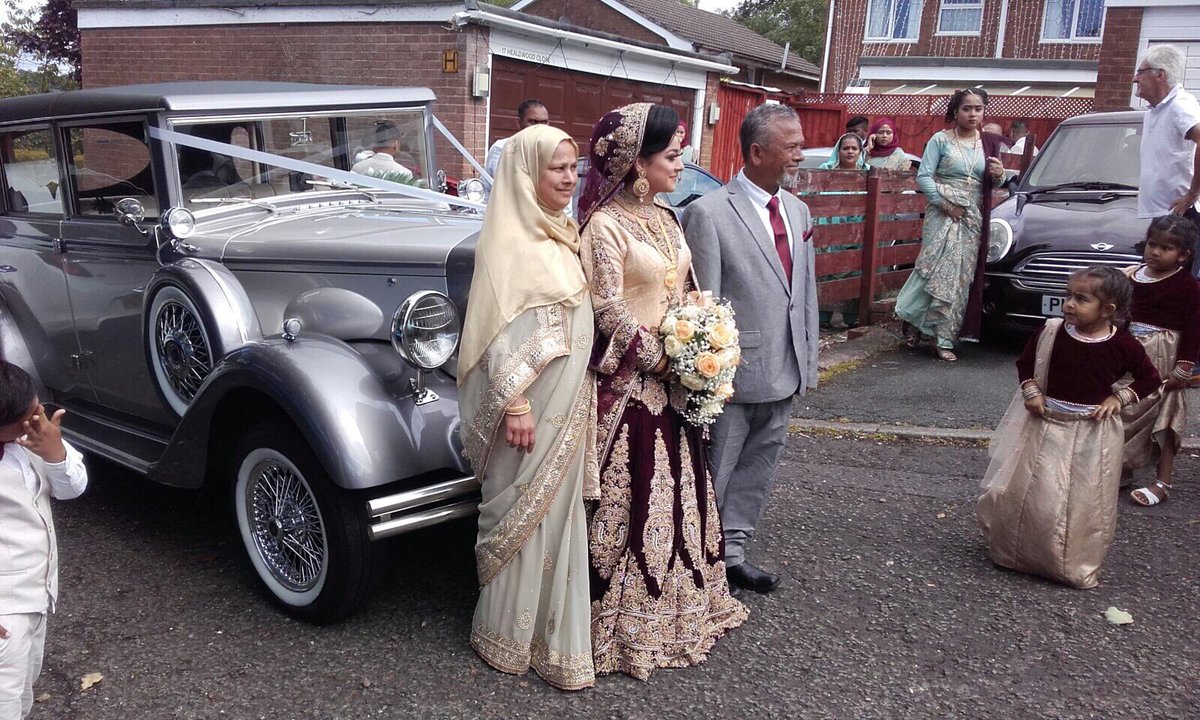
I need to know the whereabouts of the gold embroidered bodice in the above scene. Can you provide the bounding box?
[580,196,693,374]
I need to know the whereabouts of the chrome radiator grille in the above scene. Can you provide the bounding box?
[1013,252,1140,292]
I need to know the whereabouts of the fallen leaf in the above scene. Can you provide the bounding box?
[936,513,946,519]
[1104,607,1133,625]
[35,693,51,703]
[80,673,103,691]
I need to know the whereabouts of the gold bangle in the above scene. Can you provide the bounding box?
[504,401,532,416]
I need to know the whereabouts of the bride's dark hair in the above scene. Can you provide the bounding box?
[637,105,681,162]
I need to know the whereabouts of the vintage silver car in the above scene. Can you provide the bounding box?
[0,82,483,622]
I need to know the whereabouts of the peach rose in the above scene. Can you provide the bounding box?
[696,352,722,379]
[709,323,735,349]
[673,319,696,342]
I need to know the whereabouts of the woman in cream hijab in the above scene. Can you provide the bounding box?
[457,124,598,690]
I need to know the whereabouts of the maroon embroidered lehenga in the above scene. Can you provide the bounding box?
[580,188,747,681]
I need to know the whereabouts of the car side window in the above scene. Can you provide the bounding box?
[0,127,63,216]
[66,120,158,218]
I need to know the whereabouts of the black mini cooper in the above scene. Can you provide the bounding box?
[983,111,1149,335]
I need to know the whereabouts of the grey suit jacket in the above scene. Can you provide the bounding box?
[682,180,820,403]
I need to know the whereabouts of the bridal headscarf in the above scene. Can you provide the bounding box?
[576,102,652,229]
[458,125,586,377]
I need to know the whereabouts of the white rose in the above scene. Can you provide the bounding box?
[680,373,706,391]
[664,335,684,358]
[660,315,678,335]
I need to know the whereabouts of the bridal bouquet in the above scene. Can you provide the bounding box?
[659,290,740,428]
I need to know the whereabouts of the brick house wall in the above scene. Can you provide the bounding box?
[518,0,662,44]
[80,23,491,176]
[826,0,1103,94]
[697,71,721,170]
[1093,8,1143,111]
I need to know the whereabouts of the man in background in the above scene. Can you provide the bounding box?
[482,99,549,197]
[1134,44,1200,233]
[1009,120,1039,157]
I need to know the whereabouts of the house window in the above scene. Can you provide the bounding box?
[1042,0,1105,41]
[866,0,924,41]
[937,0,983,34]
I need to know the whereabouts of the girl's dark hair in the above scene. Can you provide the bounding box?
[638,104,682,160]
[1133,214,1199,262]
[0,360,36,426]
[1069,265,1133,327]
[944,88,989,123]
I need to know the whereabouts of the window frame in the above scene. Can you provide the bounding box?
[1040,0,1105,44]
[0,123,66,218]
[863,0,924,44]
[58,115,160,221]
[935,0,984,37]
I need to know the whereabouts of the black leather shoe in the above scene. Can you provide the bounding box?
[726,561,781,593]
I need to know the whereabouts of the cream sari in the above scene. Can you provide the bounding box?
[458,126,599,690]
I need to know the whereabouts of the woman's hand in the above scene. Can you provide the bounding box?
[1164,377,1187,392]
[866,133,877,151]
[1092,396,1122,421]
[986,156,1005,183]
[1023,395,1045,417]
[504,395,536,453]
[944,203,966,222]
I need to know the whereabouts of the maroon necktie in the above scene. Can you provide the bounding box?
[765,196,792,285]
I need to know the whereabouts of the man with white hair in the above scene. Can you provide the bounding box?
[1134,44,1200,236]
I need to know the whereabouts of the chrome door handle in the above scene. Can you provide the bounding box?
[0,265,15,273]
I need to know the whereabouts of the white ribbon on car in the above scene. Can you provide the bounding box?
[149,125,487,212]
[431,115,493,186]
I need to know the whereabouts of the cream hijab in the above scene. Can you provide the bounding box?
[458,125,587,378]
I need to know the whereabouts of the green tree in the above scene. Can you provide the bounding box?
[2,0,79,81]
[0,41,29,98]
[731,0,828,67]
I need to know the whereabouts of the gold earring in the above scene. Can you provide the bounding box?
[632,169,650,199]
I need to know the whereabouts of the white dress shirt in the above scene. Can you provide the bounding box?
[1009,136,1038,156]
[1,440,87,499]
[351,152,413,179]
[483,138,506,194]
[1139,85,1200,218]
[736,169,793,255]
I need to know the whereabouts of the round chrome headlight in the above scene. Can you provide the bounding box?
[391,291,460,370]
[457,177,486,204]
[163,207,197,239]
[987,218,1014,263]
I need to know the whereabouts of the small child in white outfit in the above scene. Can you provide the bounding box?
[0,361,87,719]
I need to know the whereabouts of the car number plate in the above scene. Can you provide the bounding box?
[1042,295,1066,317]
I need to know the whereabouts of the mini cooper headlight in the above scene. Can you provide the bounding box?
[391,291,460,370]
[457,177,486,204]
[987,218,1014,263]
[163,207,197,239]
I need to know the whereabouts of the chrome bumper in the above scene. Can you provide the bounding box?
[367,474,480,541]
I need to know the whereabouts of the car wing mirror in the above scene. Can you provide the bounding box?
[115,197,151,238]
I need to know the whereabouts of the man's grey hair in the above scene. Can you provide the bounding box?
[740,103,800,161]
[1142,44,1187,88]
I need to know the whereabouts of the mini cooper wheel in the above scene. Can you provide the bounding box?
[148,286,215,415]
[233,422,377,623]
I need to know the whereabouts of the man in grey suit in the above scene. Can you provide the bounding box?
[682,104,818,593]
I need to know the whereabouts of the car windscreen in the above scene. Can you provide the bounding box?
[1023,122,1142,191]
[173,109,430,208]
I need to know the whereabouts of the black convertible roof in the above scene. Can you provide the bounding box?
[0,82,437,124]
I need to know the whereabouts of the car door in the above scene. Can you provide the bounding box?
[0,124,91,402]
[57,116,176,428]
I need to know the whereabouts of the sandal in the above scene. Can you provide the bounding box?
[935,347,957,362]
[1130,482,1170,506]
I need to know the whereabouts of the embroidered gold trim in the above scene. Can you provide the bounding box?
[678,437,705,563]
[635,377,669,416]
[589,424,633,581]
[476,380,595,586]
[517,608,533,631]
[462,304,570,473]
[470,624,531,676]
[642,429,675,585]
[530,634,595,691]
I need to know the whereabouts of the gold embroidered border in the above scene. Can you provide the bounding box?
[470,623,531,676]
[530,635,596,691]
[462,304,570,473]
[476,379,595,586]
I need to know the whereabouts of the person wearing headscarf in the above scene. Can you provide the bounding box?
[819,132,869,170]
[865,117,912,171]
[578,103,747,681]
[458,124,597,691]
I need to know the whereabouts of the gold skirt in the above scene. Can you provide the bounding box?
[977,408,1123,589]
[1118,328,1187,471]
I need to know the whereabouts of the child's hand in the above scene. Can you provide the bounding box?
[1023,395,1045,416]
[15,405,67,463]
[1092,396,1122,421]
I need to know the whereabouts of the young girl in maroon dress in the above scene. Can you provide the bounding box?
[977,266,1160,588]
[1122,215,1200,507]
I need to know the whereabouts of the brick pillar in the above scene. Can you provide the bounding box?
[1094,8,1144,111]
[698,72,723,171]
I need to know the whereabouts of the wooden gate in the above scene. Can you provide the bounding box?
[709,83,764,182]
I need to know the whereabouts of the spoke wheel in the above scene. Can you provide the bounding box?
[233,422,378,623]
[148,286,214,415]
